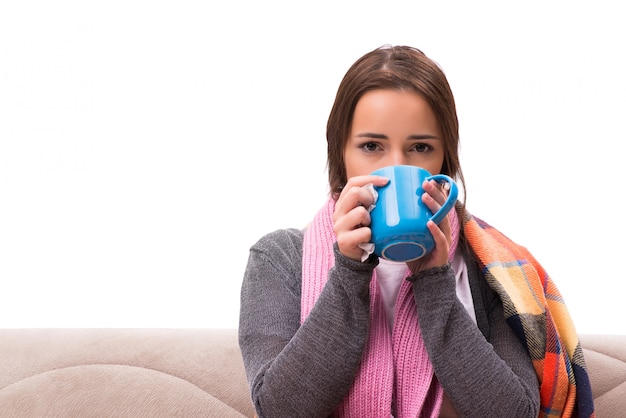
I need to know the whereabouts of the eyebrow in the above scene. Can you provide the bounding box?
[355,133,439,140]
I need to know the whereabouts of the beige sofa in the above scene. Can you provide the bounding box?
[0,329,624,417]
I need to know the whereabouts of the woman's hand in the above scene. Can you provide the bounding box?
[333,175,389,261]
[407,179,452,275]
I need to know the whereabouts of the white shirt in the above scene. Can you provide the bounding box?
[376,251,476,332]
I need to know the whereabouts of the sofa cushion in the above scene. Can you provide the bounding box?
[580,334,626,418]
[0,364,246,417]
[1,329,623,417]
[0,328,255,418]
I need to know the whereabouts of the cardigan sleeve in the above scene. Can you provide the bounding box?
[410,258,540,417]
[238,228,376,418]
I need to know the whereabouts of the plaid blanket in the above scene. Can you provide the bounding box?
[463,212,595,417]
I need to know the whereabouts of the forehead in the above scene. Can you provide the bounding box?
[351,89,440,134]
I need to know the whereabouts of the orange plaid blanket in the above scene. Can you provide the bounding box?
[464,212,595,417]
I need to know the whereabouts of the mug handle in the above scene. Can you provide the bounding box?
[425,174,458,224]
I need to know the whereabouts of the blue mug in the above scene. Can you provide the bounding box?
[369,165,458,262]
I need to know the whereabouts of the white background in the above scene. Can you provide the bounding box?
[1,1,624,334]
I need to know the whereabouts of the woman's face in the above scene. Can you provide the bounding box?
[344,89,445,179]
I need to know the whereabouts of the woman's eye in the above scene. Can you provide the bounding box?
[360,142,380,152]
[412,143,433,153]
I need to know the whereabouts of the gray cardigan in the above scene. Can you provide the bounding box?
[239,228,540,418]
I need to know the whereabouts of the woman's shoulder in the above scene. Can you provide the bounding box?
[251,228,305,254]
[248,228,305,283]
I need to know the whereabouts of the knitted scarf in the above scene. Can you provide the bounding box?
[302,197,596,418]
[463,212,595,418]
[301,198,444,418]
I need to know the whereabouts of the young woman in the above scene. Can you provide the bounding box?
[239,45,594,418]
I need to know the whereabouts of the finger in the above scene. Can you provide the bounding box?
[422,179,448,206]
[337,176,388,207]
[334,205,371,232]
[345,174,389,189]
[335,176,388,219]
[429,220,448,251]
[426,220,450,265]
[350,186,378,210]
[335,222,372,261]
[335,188,370,222]
[421,189,442,214]
[336,226,371,251]
[438,214,451,242]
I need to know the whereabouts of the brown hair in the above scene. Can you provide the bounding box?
[326,45,466,206]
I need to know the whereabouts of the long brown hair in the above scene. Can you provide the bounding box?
[326,45,466,207]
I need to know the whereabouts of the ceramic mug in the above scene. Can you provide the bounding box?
[369,165,458,262]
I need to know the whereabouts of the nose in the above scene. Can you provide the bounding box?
[390,151,408,166]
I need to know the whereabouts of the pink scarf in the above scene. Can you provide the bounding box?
[301,197,460,417]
